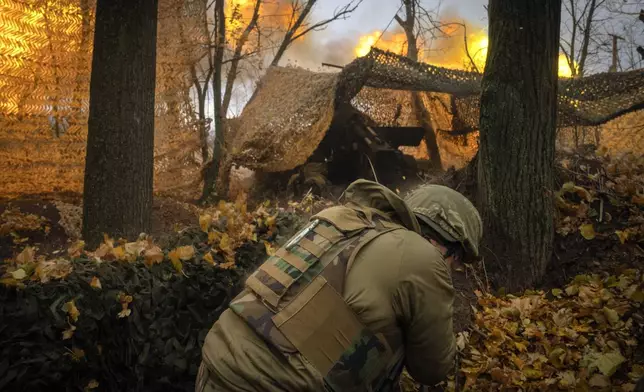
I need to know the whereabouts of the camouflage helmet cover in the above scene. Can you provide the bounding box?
[404,184,483,260]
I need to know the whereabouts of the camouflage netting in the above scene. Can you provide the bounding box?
[231,47,644,172]
[0,0,207,199]
[229,66,338,172]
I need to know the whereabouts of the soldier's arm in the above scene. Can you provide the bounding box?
[392,235,456,386]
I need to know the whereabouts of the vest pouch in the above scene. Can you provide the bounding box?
[272,275,391,392]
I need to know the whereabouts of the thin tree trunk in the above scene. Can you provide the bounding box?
[82,0,159,247]
[221,0,261,116]
[577,0,598,76]
[201,0,225,201]
[477,0,561,291]
[396,0,441,169]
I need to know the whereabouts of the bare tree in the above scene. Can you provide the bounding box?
[559,0,607,77]
[198,0,363,201]
[270,0,363,66]
[394,0,442,169]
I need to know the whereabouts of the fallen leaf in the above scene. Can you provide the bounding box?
[62,300,80,322]
[264,241,276,256]
[112,246,126,261]
[168,250,183,274]
[67,347,85,362]
[558,371,576,388]
[603,307,620,325]
[35,258,73,283]
[219,233,232,254]
[84,379,99,391]
[207,230,220,245]
[90,276,102,289]
[522,367,543,380]
[16,246,35,264]
[552,288,563,297]
[580,224,596,240]
[175,245,195,260]
[548,347,567,368]
[199,214,212,232]
[10,268,27,280]
[143,246,164,266]
[588,373,610,388]
[62,324,76,340]
[67,240,85,258]
[615,230,629,244]
[203,252,216,266]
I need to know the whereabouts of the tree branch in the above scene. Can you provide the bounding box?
[222,0,261,116]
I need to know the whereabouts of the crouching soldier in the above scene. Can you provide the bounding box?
[196,179,483,391]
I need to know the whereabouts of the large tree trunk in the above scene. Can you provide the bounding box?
[477,0,561,291]
[82,0,159,247]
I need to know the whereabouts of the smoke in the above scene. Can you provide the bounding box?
[280,34,359,71]
[278,6,489,72]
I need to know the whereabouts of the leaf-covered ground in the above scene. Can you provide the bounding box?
[0,149,642,391]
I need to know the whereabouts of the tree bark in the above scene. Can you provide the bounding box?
[82,0,159,247]
[477,0,561,291]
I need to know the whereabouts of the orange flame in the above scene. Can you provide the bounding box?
[225,0,303,47]
[354,28,575,77]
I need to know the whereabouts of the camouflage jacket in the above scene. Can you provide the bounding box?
[196,180,456,391]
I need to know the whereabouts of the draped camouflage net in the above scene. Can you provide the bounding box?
[231,47,644,172]
[0,0,207,198]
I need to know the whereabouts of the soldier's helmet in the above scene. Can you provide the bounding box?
[404,184,483,262]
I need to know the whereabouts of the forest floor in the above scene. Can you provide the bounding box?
[0,147,643,391]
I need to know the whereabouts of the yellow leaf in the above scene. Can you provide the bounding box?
[208,230,220,244]
[264,241,276,256]
[522,367,543,380]
[90,276,102,289]
[615,230,629,244]
[85,379,99,391]
[265,213,277,228]
[219,233,232,254]
[67,240,85,258]
[16,246,35,264]
[117,308,132,318]
[62,300,80,322]
[62,324,76,340]
[124,241,146,258]
[112,246,126,261]
[199,214,212,232]
[514,341,528,352]
[143,246,164,266]
[10,268,27,280]
[203,252,216,266]
[580,224,596,240]
[603,307,620,325]
[67,347,85,362]
[168,250,183,274]
[551,288,563,297]
[176,245,195,260]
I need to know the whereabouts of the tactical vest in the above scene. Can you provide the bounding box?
[229,205,408,392]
